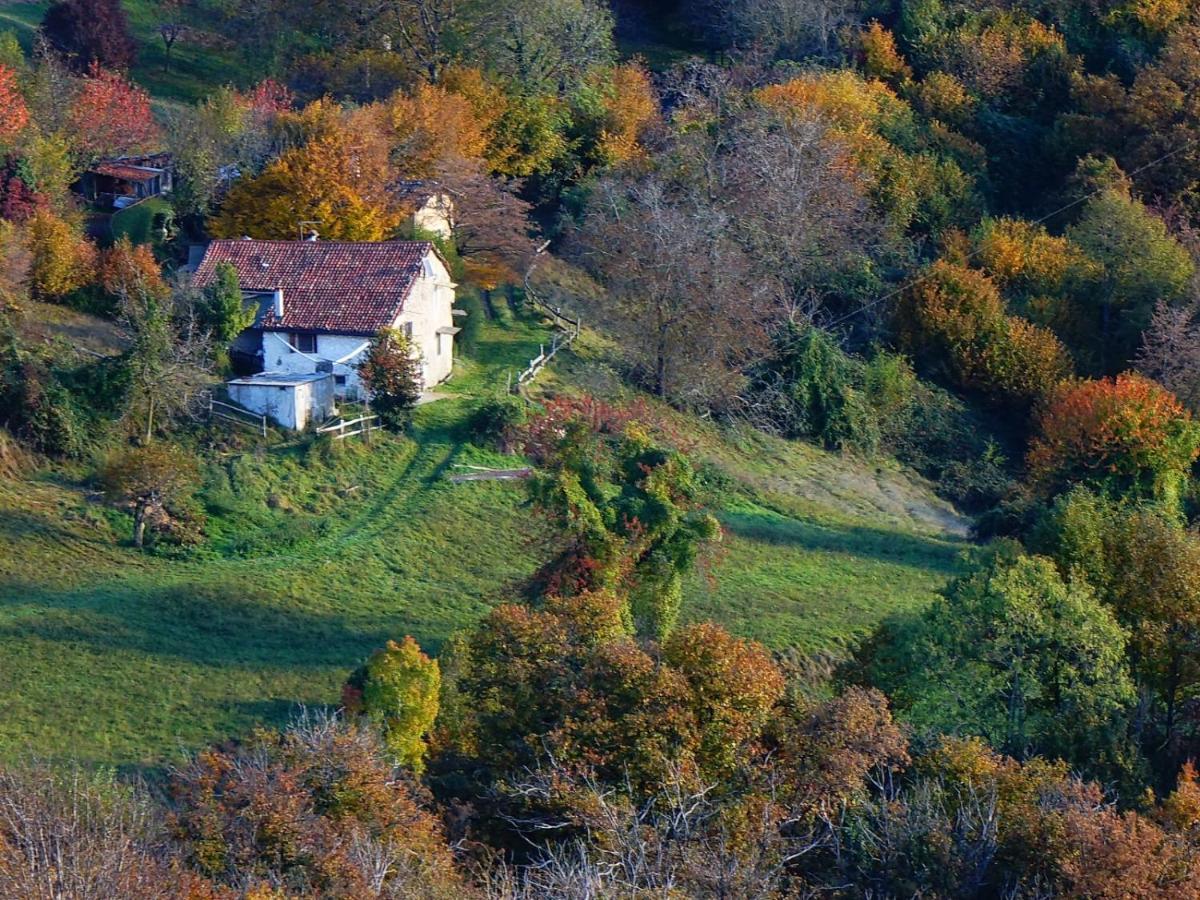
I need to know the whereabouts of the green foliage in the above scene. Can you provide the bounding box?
[198,261,254,344]
[452,289,484,357]
[750,324,920,456]
[890,380,1016,510]
[0,324,128,457]
[357,328,423,431]
[466,394,526,449]
[1030,488,1200,765]
[0,316,963,766]
[866,543,1136,775]
[344,636,440,773]
[528,413,721,640]
[1067,186,1194,371]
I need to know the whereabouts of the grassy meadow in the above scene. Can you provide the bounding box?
[0,311,967,768]
[1,0,262,106]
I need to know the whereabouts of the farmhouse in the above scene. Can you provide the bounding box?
[194,238,459,427]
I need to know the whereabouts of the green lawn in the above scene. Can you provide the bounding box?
[0,312,967,768]
[110,195,171,244]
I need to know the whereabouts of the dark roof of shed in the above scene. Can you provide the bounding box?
[193,239,435,334]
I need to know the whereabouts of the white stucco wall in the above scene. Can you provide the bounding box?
[262,332,372,399]
[255,250,456,397]
[412,194,453,239]
[394,252,456,386]
[227,376,336,430]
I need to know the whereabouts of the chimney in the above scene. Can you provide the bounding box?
[273,288,284,318]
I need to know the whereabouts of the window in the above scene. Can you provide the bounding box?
[291,333,316,353]
[401,321,414,341]
[334,375,346,386]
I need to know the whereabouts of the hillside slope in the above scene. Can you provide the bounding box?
[0,313,967,767]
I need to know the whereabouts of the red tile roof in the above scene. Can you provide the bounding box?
[194,239,435,335]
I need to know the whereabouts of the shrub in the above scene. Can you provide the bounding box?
[748,324,910,454]
[899,260,1071,406]
[357,327,422,431]
[467,394,527,451]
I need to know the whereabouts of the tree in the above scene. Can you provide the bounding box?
[431,155,534,287]
[99,237,169,308]
[899,260,1071,405]
[343,636,440,772]
[198,262,254,344]
[1137,300,1200,414]
[1067,186,1194,372]
[41,0,136,73]
[25,208,95,301]
[67,64,161,161]
[100,443,199,547]
[387,0,462,83]
[0,764,216,898]
[357,327,422,430]
[170,711,464,895]
[0,158,45,223]
[0,65,29,146]
[154,0,189,72]
[379,80,490,178]
[473,0,615,96]
[0,221,31,311]
[692,0,863,60]
[720,110,882,324]
[458,592,783,795]
[572,169,770,408]
[525,407,721,639]
[868,544,1135,772]
[1034,490,1200,769]
[570,63,658,168]
[1028,373,1200,507]
[119,278,212,442]
[209,115,400,241]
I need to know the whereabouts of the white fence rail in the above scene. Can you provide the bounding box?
[208,395,268,437]
[316,413,379,441]
[511,252,582,395]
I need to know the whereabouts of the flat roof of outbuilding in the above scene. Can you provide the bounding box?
[227,372,332,388]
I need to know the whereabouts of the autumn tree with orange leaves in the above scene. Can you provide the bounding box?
[67,64,160,161]
[0,65,29,146]
[1028,372,1200,504]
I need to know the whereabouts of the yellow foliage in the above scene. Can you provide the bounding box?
[382,80,491,177]
[209,116,401,241]
[441,65,508,137]
[592,63,659,165]
[26,209,95,301]
[859,21,912,85]
[1112,0,1188,35]
[913,72,975,124]
[974,218,1099,294]
[1161,761,1200,832]
[757,70,909,137]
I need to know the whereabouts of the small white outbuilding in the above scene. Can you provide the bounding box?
[226,372,336,431]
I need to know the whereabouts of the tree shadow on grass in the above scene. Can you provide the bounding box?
[0,578,407,671]
[719,507,966,576]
